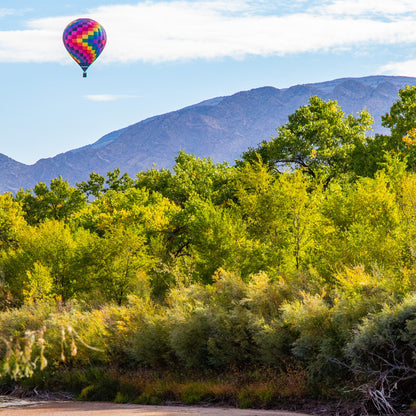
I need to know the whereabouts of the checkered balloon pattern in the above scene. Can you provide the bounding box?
[63,18,107,75]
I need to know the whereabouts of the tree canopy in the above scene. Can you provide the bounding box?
[2,85,416,412]
[241,95,374,185]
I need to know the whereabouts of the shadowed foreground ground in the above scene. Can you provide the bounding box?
[0,401,315,416]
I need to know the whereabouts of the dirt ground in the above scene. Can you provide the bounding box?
[0,401,315,416]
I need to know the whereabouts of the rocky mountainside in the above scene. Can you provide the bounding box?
[1,75,416,193]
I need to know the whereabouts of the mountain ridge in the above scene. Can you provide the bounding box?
[2,75,416,193]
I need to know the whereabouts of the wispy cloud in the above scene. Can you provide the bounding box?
[1,0,416,64]
[84,94,138,102]
[0,8,16,17]
[319,0,416,16]
[0,7,33,18]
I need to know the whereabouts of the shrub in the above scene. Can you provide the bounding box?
[346,294,416,412]
[181,382,210,404]
[237,384,276,409]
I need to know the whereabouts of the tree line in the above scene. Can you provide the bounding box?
[2,86,416,413]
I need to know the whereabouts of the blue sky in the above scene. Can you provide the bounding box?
[2,0,416,165]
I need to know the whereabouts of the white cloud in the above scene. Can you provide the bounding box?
[380,59,416,77]
[1,0,416,64]
[0,29,63,62]
[84,94,137,102]
[319,0,416,16]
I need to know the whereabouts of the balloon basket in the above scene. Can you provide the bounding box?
[83,72,87,78]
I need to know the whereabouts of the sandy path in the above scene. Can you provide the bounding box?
[0,401,314,416]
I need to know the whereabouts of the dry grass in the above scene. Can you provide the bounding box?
[74,365,311,409]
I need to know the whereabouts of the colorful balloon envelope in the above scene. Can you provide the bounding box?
[63,18,107,77]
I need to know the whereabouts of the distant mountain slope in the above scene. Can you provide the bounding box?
[1,75,416,193]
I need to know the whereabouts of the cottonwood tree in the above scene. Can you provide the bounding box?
[242,96,374,185]
[16,177,86,224]
[382,85,416,170]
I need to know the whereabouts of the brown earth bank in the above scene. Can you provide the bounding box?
[2,399,414,416]
[0,401,316,416]
[1,393,415,416]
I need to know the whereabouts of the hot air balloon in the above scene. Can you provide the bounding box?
[63,18,107,78]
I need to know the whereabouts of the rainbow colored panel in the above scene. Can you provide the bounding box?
[63,18,107,74]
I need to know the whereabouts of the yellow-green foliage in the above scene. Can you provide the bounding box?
[4,89,416,410]
[0,193,26,248]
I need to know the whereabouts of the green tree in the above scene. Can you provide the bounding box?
[16,177,86,224]
[136,151,235,206]
[382,85,416,169]
[73,186,180,299]
[314,172,402,279]
[76,172,105,198]
[89,226,152,305]
[73,187,178,242]
[241,96,373,184]
[0,220,94,302]
[234,160,321,272]
[134,167,173,198]
[0,193,26,249]
[77,169,134,198]
[23,262,54,303]
[169,195,255,283]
